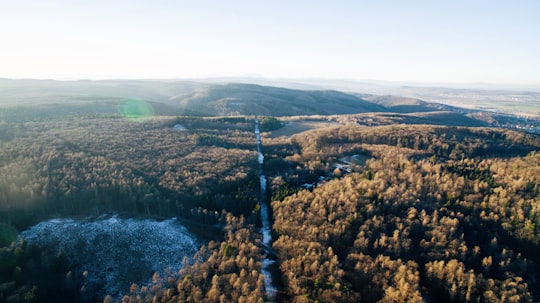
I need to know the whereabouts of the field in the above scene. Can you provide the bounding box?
[270,120,339,137]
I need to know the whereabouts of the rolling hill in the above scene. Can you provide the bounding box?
[169,83,387,116]
[0,79,389,116]
[0,79,511,128]
[361,94,469,113]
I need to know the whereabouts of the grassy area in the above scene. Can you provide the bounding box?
[440,100,540,117]
[269,121,338,137]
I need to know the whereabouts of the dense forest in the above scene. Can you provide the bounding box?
[108,123,540,302]
[270,124,540,302]
[0,111,267,302]
[2,103,540,302]
[0,115,264,229]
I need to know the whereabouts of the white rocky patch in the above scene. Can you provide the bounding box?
[19,216,201,298]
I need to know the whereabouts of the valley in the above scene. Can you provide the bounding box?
[0,79,539,302]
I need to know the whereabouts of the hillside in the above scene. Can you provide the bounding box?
[0,79,390,117]
[110,124,540,303]
[362,95,468,113]
[0,78,199,105]
[1,91,539,301]
[1,78,530,130]
[354,111,487,127]
[268,124,540,302]
[169,83,387,116]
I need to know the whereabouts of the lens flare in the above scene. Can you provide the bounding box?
[118,99,155,122]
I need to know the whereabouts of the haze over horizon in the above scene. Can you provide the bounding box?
[1,1,539,87]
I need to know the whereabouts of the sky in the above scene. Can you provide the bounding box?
[1,0,539,85]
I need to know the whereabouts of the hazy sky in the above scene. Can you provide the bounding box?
[1,0,539,85]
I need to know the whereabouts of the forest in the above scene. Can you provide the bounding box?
[1,104,540,302]
[270,125,540,302]
[0,114,263,229]
[0,111,266,302]
[107,123,540,303]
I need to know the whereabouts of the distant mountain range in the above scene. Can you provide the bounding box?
[0,78,534,128]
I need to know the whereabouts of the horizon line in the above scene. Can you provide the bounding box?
[1,75,540,92]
